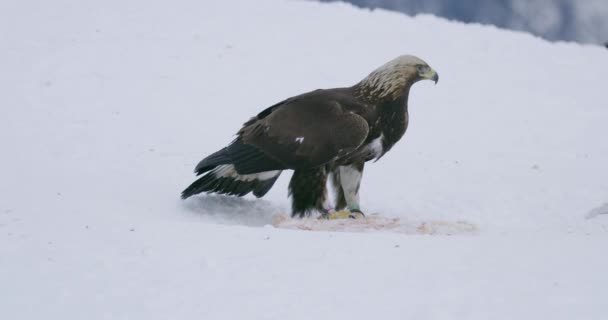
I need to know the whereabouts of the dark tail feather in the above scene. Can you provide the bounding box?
[181,172,217,199]
[183,139,285,199]
[253,174,280,198]
[194,148,232,175]
[181,169,282,199]
[181,147,235,199]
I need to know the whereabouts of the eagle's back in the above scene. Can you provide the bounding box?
[236,87,370,170]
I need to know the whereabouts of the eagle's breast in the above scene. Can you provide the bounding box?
[370,100,409,157]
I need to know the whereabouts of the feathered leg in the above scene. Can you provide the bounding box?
[288,167,328,218]
[329,167,347,211]
[339,162,364,214]
[321,162,366,219]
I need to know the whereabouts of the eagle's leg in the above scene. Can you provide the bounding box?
[338,162,365,218]
[329,166,347,211]
[288,167,328,218]
[321,163,365,219]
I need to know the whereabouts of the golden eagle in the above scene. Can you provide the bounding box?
[182,55,438,218]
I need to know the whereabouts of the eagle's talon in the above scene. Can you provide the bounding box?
[348,210,365,219]
[318,212,331,220]
[348,208,365,219]
[317,207,336,220]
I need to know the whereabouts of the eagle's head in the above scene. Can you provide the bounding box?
[358,55,438,100]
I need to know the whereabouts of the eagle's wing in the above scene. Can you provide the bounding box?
[235,91,370,172]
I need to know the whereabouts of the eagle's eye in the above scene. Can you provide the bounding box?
[417,65,428,74]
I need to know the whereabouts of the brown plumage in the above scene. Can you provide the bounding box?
[182,55,438,218]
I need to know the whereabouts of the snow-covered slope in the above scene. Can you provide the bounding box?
[1,0,607,319]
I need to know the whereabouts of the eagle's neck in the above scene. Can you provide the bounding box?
[353,83,410,114]
[374,90,410,155]
[392,86,410,111]
[355,73,414,107]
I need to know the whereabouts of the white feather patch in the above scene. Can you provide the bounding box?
[367,134,384,159]
[212,165,280,182]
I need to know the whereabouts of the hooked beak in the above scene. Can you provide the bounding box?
[420,68,439,84]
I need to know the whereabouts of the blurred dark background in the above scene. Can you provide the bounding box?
[317,0,608,45]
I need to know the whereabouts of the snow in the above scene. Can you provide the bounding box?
[1,0,607,319]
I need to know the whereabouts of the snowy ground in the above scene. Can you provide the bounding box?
[1,0,608,319]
